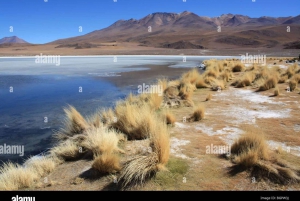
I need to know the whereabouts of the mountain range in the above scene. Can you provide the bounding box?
[1,12,300,50]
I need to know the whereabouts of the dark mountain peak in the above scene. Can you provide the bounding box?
[0,36,28,44]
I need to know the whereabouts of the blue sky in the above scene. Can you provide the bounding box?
[0,0,299,44]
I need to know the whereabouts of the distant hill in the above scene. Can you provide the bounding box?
[0,36,28,44]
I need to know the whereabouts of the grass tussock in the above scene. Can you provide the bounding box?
[62,105,89,137]
[0,163,38,190]
[25,156,60,177]
[119,118,170,188]
[274,87,280,96]
[229,127,300,184]
[232,63,245,72]
[81,127,122,155]
[189,104,205,121]
[92,153,121,174]
[162,110,176,126]
[0,155,59,190]
[195,77,209,88]
[205,93,212,101]
[164,86,179,98]
[211,79,225,91]
[181,68,201,84]
[289,80,297,91]
[234,72,256,88]
[111,102,153,140]
[258,77,278,91]
[230,130,269,167]
[50,139,83,161]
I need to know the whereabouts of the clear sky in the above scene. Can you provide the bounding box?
[0,0,299,44]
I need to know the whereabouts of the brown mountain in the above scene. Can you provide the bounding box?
[50,12,300,49]
[0,36,28,44]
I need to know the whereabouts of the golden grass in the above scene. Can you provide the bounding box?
[62,105,89,136]
[119,116,170,188]
[164,86,179,98]
[293,74,300,83]
[100,108,116,125]
[25,156,59,177]
[112,102,153,140]
[179,82,195,100]
[189,104,205,121]
[163,110,176,126]
[0,163,38,190]
[232,63,245,72]
[157,78,168,92]
[289,80,297,91]
[211,79,225,91]
[235,72,256,88]
[195,77,209,88]
[149,119,170,169]
[92,153,121,174]
[181,68,201,84]
[230,130,269,167]
[147,92,163,110]
[119,153,158,188]
[258,77,278,91]
[278,75,288,83]
[205,93,212,101]
[50,139,83,161]
[274,87,280,96]
[81,127,122,155]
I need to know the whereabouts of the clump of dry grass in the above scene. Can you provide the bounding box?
[274,87,280,96]
[205,93,212,101]
[234,72,256,88]
[232,63,245,72]
[0,155,60,190]
[111,102,151,140]
[147,92,163,110]
[25,156,60,177]
[278,75,288,83]
[219,71,230,82]
[181,68,201,84]
[189,105,205,121]
[157,78,168,92]
[81,127,123,155]
[162,110,176,126]
[92,153,121,174]
[211,79,225,91]
[100,108,116,125]
[119,117,170,188]
[178,82,195,100]
[164,86,179,98]
[289,80,297,91]
[0,163,38,190]
[195,77,209,88]
[119,153,158,188]
[230,130,269,167]
[258,77,278,91]
[293,74,300,83]
[61,105,89,137]
[229,127,300,184]
[50,139,84,161]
